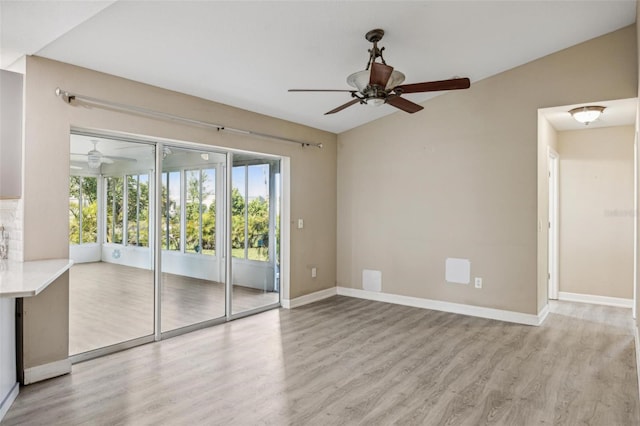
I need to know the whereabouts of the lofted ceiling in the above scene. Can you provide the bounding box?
[1,1,637,134]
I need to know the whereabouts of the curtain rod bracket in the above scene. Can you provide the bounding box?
[55,86,323,149]
[55,87,74,104]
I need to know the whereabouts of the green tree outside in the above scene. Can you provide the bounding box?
[161,172,181,250]
[70,167,274,263]
[127,174,150,247]
[69,176,98,244]
[186,169,215,254]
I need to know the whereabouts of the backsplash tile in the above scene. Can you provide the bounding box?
[0,199,24,261]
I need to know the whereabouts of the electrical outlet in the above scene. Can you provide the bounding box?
[311,267,317,278]
[474,277,482,289]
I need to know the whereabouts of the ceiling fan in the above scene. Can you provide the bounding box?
[289,29,471,115]
[71,140,136,169]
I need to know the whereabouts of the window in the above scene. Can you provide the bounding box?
[232,164,270,261]
[232,167,246,259]
[186,168,216,255]
[127,174,150,247]
[73,161,220,255]
[106,176,124,244]
[69,176,98,245]
[161,171,181,250]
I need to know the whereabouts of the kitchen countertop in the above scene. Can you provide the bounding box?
[0,259,73,298]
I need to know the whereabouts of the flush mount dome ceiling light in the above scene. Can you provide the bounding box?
[569,105,606,125]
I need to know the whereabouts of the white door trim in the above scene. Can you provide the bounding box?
[548,147,559,300]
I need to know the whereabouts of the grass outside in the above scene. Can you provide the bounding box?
[232,247,268,261]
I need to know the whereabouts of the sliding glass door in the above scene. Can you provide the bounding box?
[69,135,155,355]
[69,132,282,358]
[231,155,281,316]
[159,146,227,333]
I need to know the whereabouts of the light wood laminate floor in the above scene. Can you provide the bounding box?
[5,297,639,425]
[69,262,279,355]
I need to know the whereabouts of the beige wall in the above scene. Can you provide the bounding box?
[22,272,69,372]
[337,25,637,315]
[22,56,337,367]
[558,126,635,299]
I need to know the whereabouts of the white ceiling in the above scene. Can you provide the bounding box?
[1,1,637,134]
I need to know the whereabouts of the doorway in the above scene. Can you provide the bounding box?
[539,98,637,312]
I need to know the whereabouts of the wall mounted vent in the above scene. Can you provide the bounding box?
[362,269,382,292]
[445,258,470,284]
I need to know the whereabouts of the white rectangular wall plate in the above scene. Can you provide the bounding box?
[362,269,382,292]
[445,258,471,284]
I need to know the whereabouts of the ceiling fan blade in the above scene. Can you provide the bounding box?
[104,155,136,162]
[395,77,471,94]
[386,96,424,113]
[325,99,361,115]
[369,62,394,88]
[72,153,134,164]
[289,89,356,93]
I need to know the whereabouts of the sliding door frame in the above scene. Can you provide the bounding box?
[68,128,288,362]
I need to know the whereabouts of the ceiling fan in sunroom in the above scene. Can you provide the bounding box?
[71,140,136,169]
[289,29,471,115]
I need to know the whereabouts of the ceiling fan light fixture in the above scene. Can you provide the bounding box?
[347,69,406,93]
[87,151,102,169]
[346,70,370,92]
[291,28,470,116]
[365,97,385,107]
[385,70,405,90]
[569,105,605,125]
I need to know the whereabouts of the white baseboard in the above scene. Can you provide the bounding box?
[0,382,19,422]
[23,358,71,385]
[282,285,550,326]
[282,287,337,309]
[558,291,633,308]
[537,303,550,325]
[336,287,546,326]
